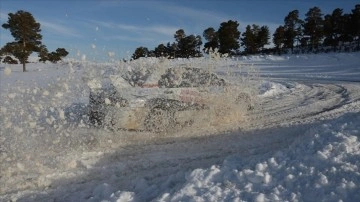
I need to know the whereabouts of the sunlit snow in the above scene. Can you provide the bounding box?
[0,53,359,201]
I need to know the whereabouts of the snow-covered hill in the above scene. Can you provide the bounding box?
[0,53,359,201]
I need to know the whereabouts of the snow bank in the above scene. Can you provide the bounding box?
[258,81,291,97]
[155,113,360,201]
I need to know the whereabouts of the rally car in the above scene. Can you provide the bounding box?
[88,66,252,132]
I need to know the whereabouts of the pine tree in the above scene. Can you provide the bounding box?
[174,29,186,43]
[48,48,69,63]
[241,24,269,54]
[284,10,303,51]
[195,35,203,56]
[218,20,240,55]
[350,4,360,49]
[167,42,177,58]
[203,27,219,53]
[38,45,49,62]
[1,10,68,67]
[1,42,28,63]
[258,26,270,51]
[154,44,169,58]
[340,13,353,44]
[273,26,286,54]
[2,56,18,64]
[323,8,344,51]
[132,47,149,60]
[304,7,324,51]
[177,35,202,58]
[2,10,42,72]
[241,25,257,54]
[173,29,202,58]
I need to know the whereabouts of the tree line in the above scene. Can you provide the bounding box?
[132,4,360,60]
[0,10,69,72]
[132,20,245,60]
[1,5,359,66]
[273,5,360,54]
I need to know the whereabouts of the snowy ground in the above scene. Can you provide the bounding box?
[0,53,360,201]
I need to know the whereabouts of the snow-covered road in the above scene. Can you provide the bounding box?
[248,81,360,129]
[1,53,360,201]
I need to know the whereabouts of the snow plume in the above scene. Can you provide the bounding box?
[0,62,95,197]
[0,55,257,201]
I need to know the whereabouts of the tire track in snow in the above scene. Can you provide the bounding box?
[244,81,360,129]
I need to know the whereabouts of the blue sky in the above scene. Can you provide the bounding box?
[0,0,359,61]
